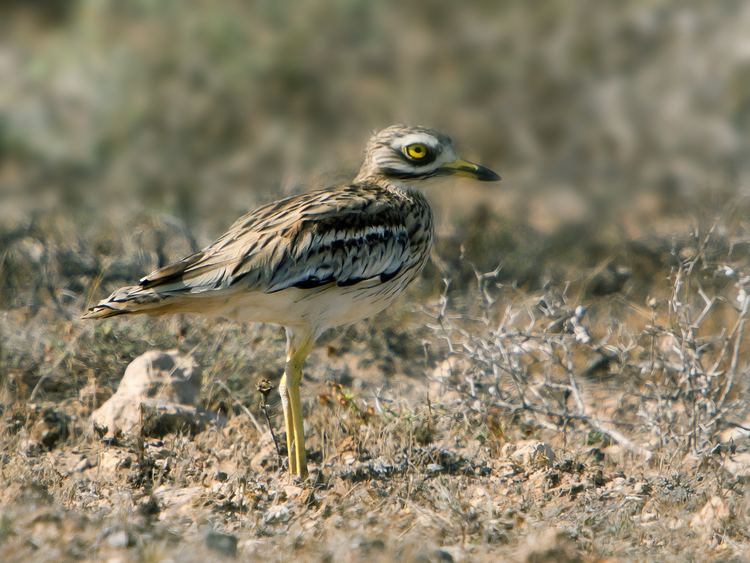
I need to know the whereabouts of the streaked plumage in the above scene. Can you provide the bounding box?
[89,183,432,331]
[83,124,500,479]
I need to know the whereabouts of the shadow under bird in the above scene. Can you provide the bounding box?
[83,124,500,479]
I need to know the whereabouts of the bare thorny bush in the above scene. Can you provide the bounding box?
[427,226,750,462]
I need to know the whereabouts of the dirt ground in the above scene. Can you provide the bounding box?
[2,204,749,561]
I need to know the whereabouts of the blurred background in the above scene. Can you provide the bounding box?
[1,0,750,308]
[2,6,750,558]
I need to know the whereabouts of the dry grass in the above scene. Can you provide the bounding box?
[1,219,748,561]
[2,1,750,561]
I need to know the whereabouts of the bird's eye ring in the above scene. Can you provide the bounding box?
[404,143,429,161]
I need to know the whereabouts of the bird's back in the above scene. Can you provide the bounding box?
[83,181,434,332]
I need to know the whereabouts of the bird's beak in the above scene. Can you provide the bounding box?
[438,158,501,181]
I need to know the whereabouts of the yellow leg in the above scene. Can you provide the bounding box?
[278,373,296,476]
[280,328,314,479]
[287,373,307,479]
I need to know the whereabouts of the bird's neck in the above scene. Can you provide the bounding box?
[354,173,422,194]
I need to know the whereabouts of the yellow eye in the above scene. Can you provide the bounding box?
[405,143,429,160]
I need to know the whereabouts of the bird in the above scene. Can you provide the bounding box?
[83,124,500,479]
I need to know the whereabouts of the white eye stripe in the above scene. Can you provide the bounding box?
[396,133,439,150]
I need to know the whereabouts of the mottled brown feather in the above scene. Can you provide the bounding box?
[81,125,479,323]
[134,182,432,297]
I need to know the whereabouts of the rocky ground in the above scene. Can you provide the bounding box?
[1,227,749,561]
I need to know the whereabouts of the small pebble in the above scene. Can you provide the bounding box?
[426,463,444,476]
[74,457,91,472]
[106,529,130,548]
[205,531,238,558]
[434,549,455,562]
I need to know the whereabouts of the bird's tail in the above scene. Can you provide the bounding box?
[82,284,175,319]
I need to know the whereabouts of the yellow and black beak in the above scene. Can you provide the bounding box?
[439,158,501,182]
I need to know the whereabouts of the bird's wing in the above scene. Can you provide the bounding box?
[138,184,413,295]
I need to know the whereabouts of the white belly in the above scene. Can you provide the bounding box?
[212,276,409,333]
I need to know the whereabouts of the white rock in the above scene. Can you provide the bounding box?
[690,496,729,537]
[264,503,292,524]
[502,440,556,469]
[723,452,750,479]
[91,350,207,437]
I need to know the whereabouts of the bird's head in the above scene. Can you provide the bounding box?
[354,124,500,184]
